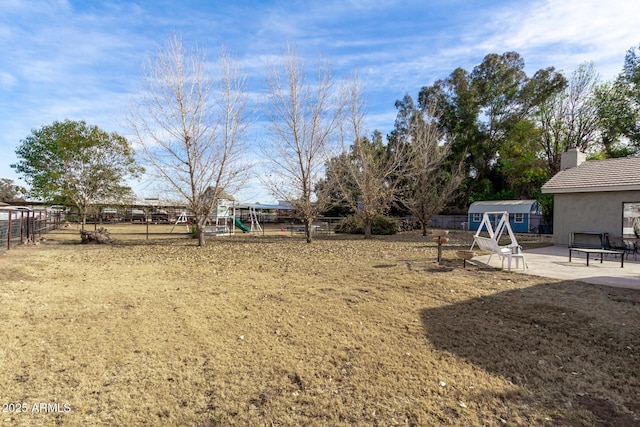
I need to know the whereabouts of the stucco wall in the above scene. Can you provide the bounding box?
[552,190,640,245]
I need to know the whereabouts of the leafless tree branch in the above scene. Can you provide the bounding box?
[262,47,343,243]
[127,34,252,246]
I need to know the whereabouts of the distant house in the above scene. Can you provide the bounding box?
[468,200,543,233]
[541,148,640,245]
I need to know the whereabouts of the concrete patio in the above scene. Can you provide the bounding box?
[472,245,640,290]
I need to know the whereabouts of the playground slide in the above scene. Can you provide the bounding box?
[234,217,251,233]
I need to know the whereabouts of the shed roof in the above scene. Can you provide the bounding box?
[542,156,640,194]
[468,200,539,214]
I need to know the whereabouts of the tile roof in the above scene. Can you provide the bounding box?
[541,156,640,193]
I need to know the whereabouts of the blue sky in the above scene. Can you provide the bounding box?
[1,0,639,203]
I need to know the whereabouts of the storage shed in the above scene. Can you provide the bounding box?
[468,200,542,233]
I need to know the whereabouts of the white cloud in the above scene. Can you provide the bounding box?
[476,0,640,77]
[1,0,638,200]
[0,71,17,89]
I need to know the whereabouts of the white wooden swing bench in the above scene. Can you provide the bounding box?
[471,211,527,272]
[473,236,526,272]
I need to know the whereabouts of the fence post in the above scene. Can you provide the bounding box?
[19,211,24,244]
[7,212,11,250]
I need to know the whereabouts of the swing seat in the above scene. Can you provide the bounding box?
[474,236,526,271]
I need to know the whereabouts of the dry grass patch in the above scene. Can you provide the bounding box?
[0,228,638,426]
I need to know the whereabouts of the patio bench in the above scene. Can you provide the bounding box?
[569,231,607,249]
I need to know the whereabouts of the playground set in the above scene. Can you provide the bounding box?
[170,199,262,236]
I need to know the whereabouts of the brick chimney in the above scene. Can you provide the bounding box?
[560,147,586,170]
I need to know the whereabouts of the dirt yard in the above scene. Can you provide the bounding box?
[0,226,638,426]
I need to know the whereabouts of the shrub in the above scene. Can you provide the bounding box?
[335,215,364,234]
[335,215,397,235]
[372,215,398,235]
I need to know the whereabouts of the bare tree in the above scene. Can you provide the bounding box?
[263,47,343,243]
[329,74,408,238]
[537,62,600,174]
[400,103,464,236]
[128,35,251,246]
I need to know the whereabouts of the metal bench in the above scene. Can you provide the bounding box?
[569,231,607,249]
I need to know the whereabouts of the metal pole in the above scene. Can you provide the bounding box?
[7,211,12,250]
[20,211,24,244]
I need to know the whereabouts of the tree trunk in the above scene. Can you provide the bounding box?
[80,227,113,244]
[197,217,207,247]
[364,219,373,239]
[81,212,87,232]
[304,218,313,244]
[421,220,428,236]
[464,180,475,210]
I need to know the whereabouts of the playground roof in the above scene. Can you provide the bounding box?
[236,201,295,211]
[468,200,540,215]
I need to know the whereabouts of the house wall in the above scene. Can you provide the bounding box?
[552,190,640,245]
